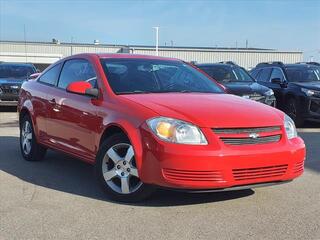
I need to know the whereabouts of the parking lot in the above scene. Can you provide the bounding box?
[0,108,319,240]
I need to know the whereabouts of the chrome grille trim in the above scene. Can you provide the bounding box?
[221,135,281,145]
[213,126,281,134]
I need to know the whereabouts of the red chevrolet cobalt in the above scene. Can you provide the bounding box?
[18,54,305,202]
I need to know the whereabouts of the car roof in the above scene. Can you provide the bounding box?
[87,53,180,62]
[196,63,234,68]
[0,62,35,67]
[285,63,319,68]
[254,62,320,70]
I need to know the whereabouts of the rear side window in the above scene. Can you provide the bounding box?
[256,68,272,82]
[199,66,230,82]
[270,68,285,81]
[58,59,97,89]
[38,63,62,86]
[250,69,261,79]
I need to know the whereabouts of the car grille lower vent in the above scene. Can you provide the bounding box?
[213,126,282,146]
[162,168,225,182]
[293,161,304,174]
[233,164,288,181]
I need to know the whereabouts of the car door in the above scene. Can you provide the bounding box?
[34,63,63,142]
[46,59,101,161]
[268,67,287,105]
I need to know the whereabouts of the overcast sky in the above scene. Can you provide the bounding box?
[0,0,319,60]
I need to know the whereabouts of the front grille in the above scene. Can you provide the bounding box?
[0,84,20,94]
[243,93,265,102]
[163,168,224,182]
[249,93,265,102]
[221,135,281,145]
[233,164,288,181]
[213,126,281,134]
[293,161,304,174]
[213,126,282,146]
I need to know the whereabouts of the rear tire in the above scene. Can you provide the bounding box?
[286,98,304,127]
[20,114,47,161]
[95,133,155,202]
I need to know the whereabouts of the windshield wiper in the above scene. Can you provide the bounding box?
[117,90,152,95]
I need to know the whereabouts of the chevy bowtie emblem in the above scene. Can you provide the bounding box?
[249,133,259,139]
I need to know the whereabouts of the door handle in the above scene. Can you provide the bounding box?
[49,98,60,112]
[48,98,56,105]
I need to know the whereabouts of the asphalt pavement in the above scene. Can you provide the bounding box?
[0,108,319,240]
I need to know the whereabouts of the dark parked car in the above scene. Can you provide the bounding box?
[0,62,37,106]
[196,62,276,106]
[250,62,320,126]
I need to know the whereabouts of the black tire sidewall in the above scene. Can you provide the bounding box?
[287,98,304,127]
[20,115,46,161]
[95,133,154,202]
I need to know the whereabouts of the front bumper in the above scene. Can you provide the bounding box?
[138,125,305,190]
[302,96,320,121]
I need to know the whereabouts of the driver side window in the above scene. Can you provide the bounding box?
[58,59,97,89]
[270,68,285,82]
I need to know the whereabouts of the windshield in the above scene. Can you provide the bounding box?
[285,66,320,82]
[199,65,254,83]
[100,59,224,94]
[0,65,35,79]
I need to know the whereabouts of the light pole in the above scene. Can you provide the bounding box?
[152,27,159,56]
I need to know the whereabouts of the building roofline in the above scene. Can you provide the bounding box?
[0,40,303,54]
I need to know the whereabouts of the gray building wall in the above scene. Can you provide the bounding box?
[131,47,303,69]
[0,41,303,70]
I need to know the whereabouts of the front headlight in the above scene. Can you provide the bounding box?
[284,115,297,139]
[301,88,315,97]
[265,89,274,97]
[147,117,208,145]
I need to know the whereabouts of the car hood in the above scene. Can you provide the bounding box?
[0,78,25,85]
[292,81,320,91]
[222,82,270,96]
[120,93,283,128]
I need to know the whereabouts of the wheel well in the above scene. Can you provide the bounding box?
[99,125,127,146]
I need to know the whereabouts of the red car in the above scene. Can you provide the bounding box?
[18,54,305,202]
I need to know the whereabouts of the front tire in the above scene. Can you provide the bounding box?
[95,133,155,202]
[286,98,304,127]
[20,114,47,161]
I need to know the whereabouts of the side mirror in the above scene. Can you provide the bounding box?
[28,72,41,80]
[271,78,287,87]
[271,78,282,84]
[66,81,99,98]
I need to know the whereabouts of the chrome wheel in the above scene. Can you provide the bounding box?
[21,121,32,155]
[102,143,142,194]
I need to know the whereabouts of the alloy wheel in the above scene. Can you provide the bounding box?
[102,143,142,194]
[21,121,33,155]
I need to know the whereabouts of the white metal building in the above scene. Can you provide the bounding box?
[0,40,303,70]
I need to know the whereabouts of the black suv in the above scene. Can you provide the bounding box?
[0,62,37,106]
[250,62,320,126]
[196,62,276,106]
